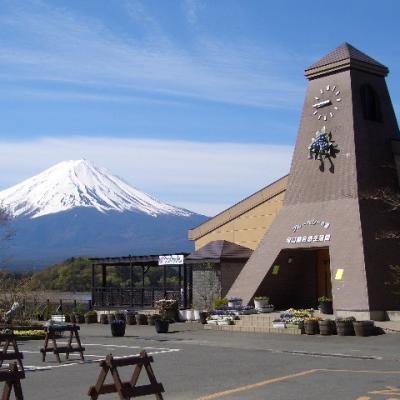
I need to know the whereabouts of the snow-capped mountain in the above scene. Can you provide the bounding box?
[0,160,207,269]
[0,159,192,219]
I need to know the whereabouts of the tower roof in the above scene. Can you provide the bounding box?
[305,43,388,79]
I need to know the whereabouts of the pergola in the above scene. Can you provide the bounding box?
[90,254,191,309]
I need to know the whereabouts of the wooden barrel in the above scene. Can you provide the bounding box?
[318,320,334,335]
[336,320,355,336]
[304,320,320,335]
[353,320,375,337]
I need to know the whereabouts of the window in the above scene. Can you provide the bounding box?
[360,84,382,122]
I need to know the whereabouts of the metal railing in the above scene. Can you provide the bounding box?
[92,287,186,308]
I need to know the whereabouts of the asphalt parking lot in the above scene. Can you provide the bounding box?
[9,322,400,399]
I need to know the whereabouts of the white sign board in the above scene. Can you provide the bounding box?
[158,255,184,265]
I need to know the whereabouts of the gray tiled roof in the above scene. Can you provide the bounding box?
[306,42,386,71]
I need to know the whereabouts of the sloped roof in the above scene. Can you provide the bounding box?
[305,43,388,78]
[185,240,253,263]
[188,175,288,241]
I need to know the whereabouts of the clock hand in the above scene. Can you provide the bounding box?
[312,99,332,109]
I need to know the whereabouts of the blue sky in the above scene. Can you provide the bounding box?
[1,0,399,215]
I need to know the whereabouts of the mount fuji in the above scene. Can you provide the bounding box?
[0,160,208,269]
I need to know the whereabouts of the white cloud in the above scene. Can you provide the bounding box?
[0,1,305,109]
[0,137,293,216]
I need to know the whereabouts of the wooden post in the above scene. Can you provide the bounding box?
[91,263,95,305]
[130,260,134,307]
[183,265,188,309]
[163,265,167,298]
[141,266,145,307]
[188,265,193,308]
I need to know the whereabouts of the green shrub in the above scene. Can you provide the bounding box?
[212,298,228,310]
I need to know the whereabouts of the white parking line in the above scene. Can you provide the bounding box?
[20,344,181,372]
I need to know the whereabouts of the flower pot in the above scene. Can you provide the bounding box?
[353,320,375,337]
[199,312,208,324]
[304,320,320,335]
[318,320,336,335]
[100,314,109,324]
[336,320,355,336]
[318,301,333,315]
[135,314,148,325]
[126,314,136,325]
[154,319,169,333]
[111,321,126,337]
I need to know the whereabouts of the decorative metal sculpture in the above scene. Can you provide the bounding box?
[308,126,338,160]
[4,302,20,324]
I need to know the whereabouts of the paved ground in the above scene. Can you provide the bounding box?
[10,323,400,399]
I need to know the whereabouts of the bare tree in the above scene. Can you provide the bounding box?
[0,204,14,268]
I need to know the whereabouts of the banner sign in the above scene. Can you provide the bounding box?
[158,255,184,265]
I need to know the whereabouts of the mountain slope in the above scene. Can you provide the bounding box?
[0,159,192,218]
[0,160,208,269]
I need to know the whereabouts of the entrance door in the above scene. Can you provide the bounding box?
[316,249,332,299]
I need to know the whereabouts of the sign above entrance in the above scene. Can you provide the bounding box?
[292,219,330,233]
[286,234,331,245]
[158,255,184,265]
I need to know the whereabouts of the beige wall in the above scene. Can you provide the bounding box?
[194,191,285,250]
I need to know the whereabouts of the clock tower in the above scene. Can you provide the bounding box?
[228,43,400,320]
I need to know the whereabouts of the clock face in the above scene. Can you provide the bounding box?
[312,84,342,121]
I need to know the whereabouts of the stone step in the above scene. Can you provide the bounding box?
[204,324,302,335]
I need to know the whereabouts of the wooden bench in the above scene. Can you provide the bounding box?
[40,324,85,363]
[0,332,24,374]
[0,362,24,400]
[88,351,164,399]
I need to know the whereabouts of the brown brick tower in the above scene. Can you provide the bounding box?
[228,43,400,320]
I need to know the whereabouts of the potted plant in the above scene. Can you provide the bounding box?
[336,317,356,336]
[155,299,178,322]
[212,298,228,310]
[84,310,97,324]
[110,319,126,337]
[154,318,169,333]
[318,296,333,314]
[254,296,274,313]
